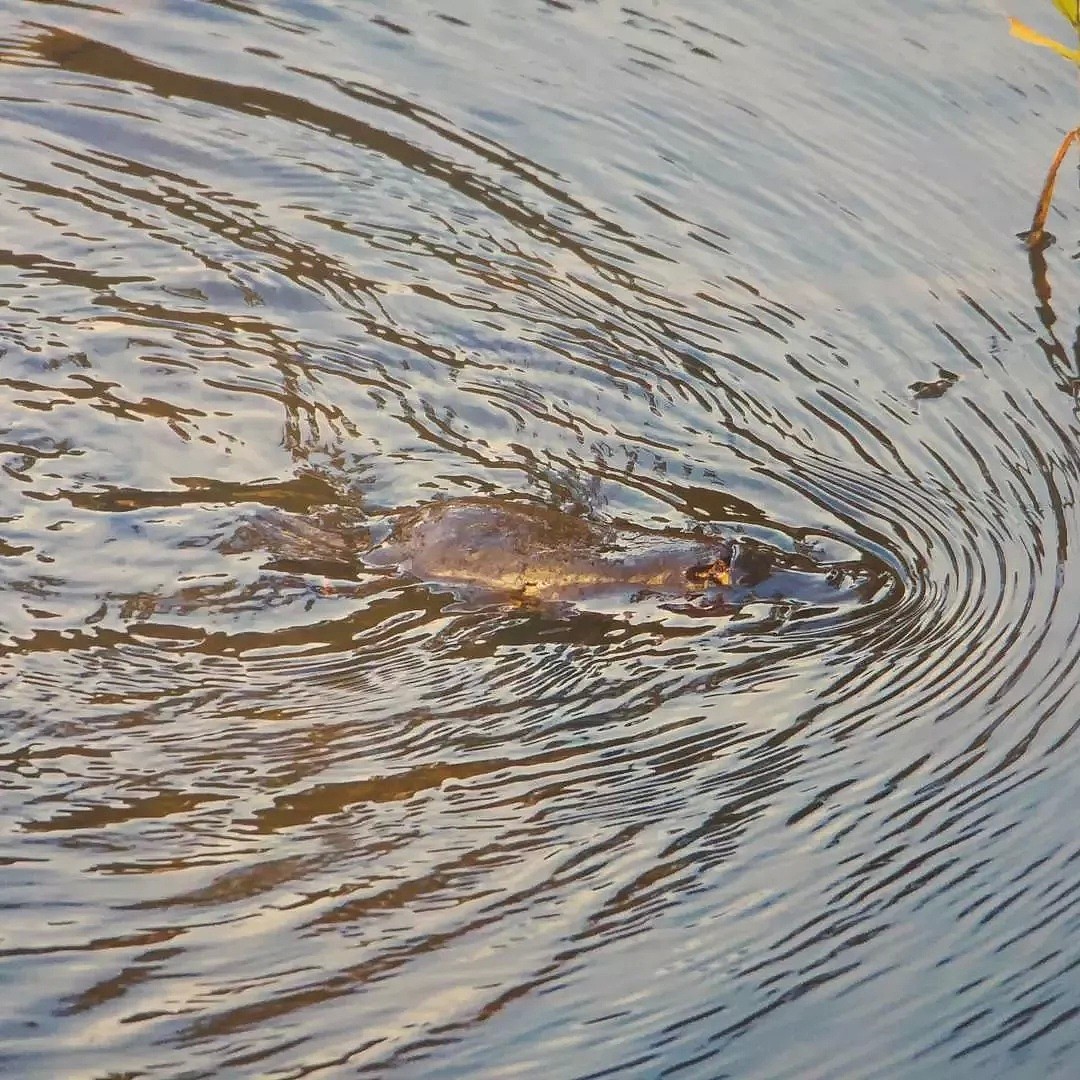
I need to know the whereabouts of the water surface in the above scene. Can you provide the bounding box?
[2,0,1080,1076]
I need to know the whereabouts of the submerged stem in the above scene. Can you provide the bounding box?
[1026,126,1080,248]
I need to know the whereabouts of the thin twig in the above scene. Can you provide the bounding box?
[1026,126,1080,248]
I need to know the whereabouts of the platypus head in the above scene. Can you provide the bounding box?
[683,539,794,593]
[684,540,734,590]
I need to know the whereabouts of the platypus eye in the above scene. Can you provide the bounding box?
[686,555,732,587]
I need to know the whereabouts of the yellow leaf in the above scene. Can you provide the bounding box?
[1052,1,1080,31]
[1009,17,1080,62]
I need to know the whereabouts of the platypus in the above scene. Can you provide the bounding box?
[233,495,888,617]
[359,497,733,602]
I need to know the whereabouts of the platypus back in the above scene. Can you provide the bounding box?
[363,498,730,601]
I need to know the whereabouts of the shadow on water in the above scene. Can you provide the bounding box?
[1026,236,1080,405]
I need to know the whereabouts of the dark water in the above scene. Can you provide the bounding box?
[2,0,1080,1076]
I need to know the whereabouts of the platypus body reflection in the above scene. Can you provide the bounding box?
[358,497,878,612]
